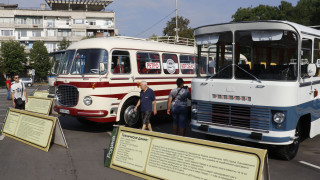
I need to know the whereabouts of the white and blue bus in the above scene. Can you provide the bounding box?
[191,21,320,160]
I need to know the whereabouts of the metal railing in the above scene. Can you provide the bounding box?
[148,36,195,47]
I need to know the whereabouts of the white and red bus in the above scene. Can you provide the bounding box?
[54,36,198,126]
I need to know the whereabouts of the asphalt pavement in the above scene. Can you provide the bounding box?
[0,85,320,180]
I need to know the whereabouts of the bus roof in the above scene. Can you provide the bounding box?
[67,36,196,54]
[194,20,320,38]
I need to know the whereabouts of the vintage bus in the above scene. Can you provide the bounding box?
[191,21,320,160]
[54,36,198,127]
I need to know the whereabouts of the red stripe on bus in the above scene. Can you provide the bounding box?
[56,81,191,88]
[92,89,172,99]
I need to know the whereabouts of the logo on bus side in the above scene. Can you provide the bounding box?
[166,59,176,74]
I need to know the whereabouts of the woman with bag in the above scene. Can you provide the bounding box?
[167,78,191,136]
[11,75,28,110]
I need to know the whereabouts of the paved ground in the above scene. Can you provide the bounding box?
[0,85,320,180]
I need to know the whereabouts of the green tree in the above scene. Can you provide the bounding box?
[231,0,320,27]
[232,4,283,22]
[163,16,194,39]
[0,40,27,76]
[29,41,51,81]
[58,37,71,50]
[148,34,158,40]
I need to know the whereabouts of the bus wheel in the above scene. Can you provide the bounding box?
[276,123,301,160]
[120,98,140,127]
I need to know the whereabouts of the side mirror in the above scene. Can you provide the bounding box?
[99,62,105,73]
[307,63,317,77]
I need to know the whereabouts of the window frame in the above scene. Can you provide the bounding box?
[180,54,196,75]
[162,53,180,74]
[111,50,132,75]
[136,51,162,75]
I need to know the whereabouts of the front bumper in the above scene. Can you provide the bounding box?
[191,120,295,145]
[55,106,108,117]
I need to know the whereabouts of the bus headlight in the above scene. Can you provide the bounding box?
[273,112,285,124]
[83,96,92,106]
[192,104,198,114]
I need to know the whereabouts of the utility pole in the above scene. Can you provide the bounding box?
[174,0,179,42]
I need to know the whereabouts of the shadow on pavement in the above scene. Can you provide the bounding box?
[58,115,114,133]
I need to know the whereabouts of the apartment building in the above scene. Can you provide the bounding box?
[0,0,117,53]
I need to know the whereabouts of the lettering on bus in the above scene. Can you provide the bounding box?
[146,62,160,69]
[181,63,195,70]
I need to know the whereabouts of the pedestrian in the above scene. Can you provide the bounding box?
[134,81,157,131]
[11,75,28,110]
[167,78,191,136]
[6,76,12,100]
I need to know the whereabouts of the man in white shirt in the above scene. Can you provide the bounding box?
[11,75,28,109]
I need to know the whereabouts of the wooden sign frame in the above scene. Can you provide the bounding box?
[25,96,53,115]
[1,108,57,152]
[105,126,269,180]
[33,91,50,98]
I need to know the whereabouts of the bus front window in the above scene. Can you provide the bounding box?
[196,31,233,78]
[235,30,298,81]
[70,49,108,75]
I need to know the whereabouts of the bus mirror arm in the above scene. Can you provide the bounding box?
[99,62,105,74]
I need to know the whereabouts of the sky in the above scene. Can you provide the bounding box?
[1,0,300,38]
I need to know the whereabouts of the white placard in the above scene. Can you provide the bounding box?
[146,62,160,69]
[181,63,195,69]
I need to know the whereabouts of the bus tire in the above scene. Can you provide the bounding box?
[120,98,141,127]
[276,123,301,160]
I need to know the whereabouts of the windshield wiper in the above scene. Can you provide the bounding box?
[235,64,261,83]
[207,64,233,80]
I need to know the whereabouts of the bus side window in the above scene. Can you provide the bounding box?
[208,57,215,74]
[314,38,320,77]
[301,39,312,77]
[199,56,208,74]
[112,50,131,74]
[163,53,179,74]
[137,52,161,74]
[180,55,195,74]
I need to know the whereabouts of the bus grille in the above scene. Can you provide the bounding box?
[56,85,79,107]
[197,102,270,132]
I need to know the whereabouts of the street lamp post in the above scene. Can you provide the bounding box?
[174,0,179,43]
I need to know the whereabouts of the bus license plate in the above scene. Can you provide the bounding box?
[59,109,70,114]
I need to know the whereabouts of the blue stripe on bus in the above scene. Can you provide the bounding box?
[192,99,320,132]
[191,124,291,143]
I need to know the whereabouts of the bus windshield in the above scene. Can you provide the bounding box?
[58,49,108,75]
[235,30,298,81]
[197,30,298,81]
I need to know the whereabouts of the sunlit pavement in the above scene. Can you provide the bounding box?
[0,86,319,180]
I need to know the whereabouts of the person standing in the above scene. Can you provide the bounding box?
[11,75,28,110]
[167,78,191,136]
[6,76,12,100]
[134,81,157,131]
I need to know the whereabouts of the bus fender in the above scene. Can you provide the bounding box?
[115,91,140,122]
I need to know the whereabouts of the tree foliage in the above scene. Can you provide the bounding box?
[0,40,27,76]
[232,0,320,26]
[163,16,194,39]
[29,41,51,81]
[58,37,71,50]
